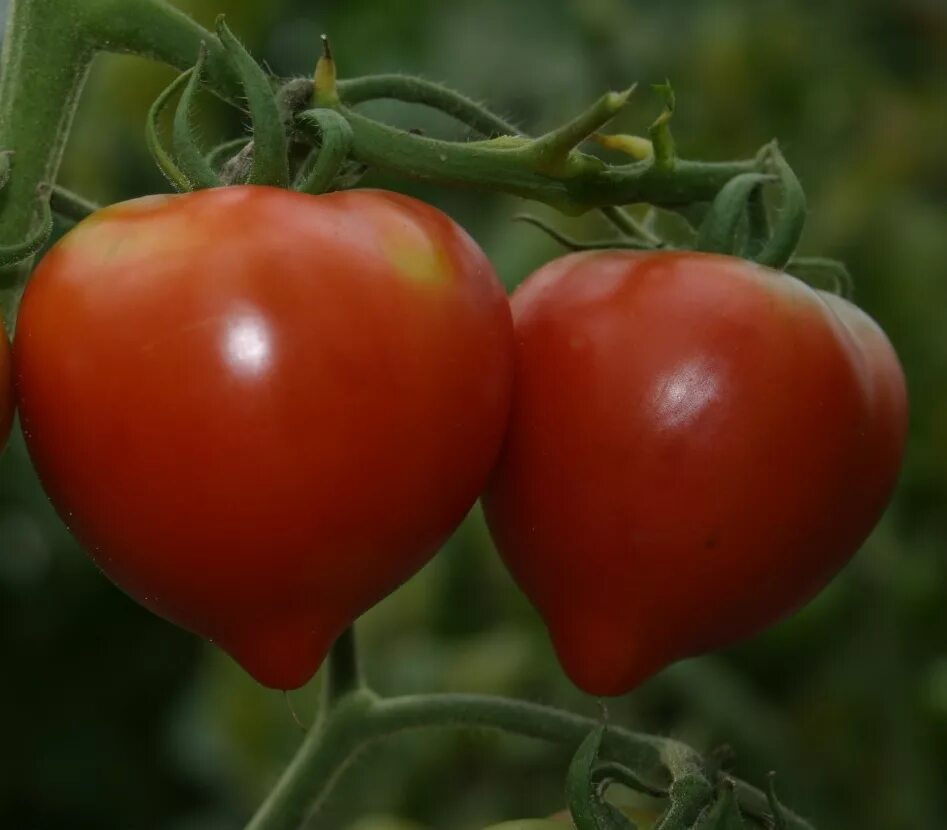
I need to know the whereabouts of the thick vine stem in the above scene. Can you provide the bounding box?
[326,105,758,214]
[325,627,362,704]
[244,691,814,830]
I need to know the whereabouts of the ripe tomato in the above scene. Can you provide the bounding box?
[0,316,12,450]
[483,251,907,696]
[15,185,513,689]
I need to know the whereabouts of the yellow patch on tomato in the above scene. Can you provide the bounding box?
[60,194,192,262]
[382,227,453,285]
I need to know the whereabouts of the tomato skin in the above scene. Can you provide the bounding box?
[483,251,907,696]
[0,317,12,450]
[15,185,514,689]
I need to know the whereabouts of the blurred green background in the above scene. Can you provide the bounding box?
[1,0,945,828]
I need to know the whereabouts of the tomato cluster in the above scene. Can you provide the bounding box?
[11,185,907,695]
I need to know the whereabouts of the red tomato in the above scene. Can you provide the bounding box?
[0,317,12,450]
[15,185,513,689]
[483,251,907,696]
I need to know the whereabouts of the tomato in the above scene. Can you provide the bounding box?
[483,251,907,696]
[0,316,13,450]
[15,185,513,689]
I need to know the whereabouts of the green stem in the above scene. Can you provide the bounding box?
[0,0,92,245]
[244,691,813,830]
[338,74,520,137]
[336,106,756,214]
[527,87,633,175]
[49,185,99,223]
[325,627,362,703]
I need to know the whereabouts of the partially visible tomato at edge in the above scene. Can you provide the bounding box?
[14,185,514,689]
[483,250,908,697]
[0,316,13,451]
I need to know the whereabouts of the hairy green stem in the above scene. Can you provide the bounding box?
[335,106,756,214]
[339,74,520,137]
[245,691,813,830]
[325,627,362,703]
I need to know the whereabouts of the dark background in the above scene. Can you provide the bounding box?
[1,1,944,828]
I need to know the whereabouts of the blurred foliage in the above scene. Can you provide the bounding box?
[1,0,945,828]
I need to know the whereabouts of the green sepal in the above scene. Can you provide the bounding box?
[0,193,52,267]
[205,138,250,173]
[652,774,713,830]
[172,43,222,190]
[593,761,668,800]
[516,214,656,251]
[765,773,790,830]
[215,17,289,187]
[744,184,769,258]
[294,108,354,195]
[696,172,774,256]
[786,256,854,298]
[567,726,636,830]
[754,142,806,269]
[693,780,746,830]
[145,69,194,192]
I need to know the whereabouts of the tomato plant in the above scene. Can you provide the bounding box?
[483,251,908,696]
[14,185,514,689]
[0,3,908,828]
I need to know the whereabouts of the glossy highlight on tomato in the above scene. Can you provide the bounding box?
[0,316,13,452]
[15,185,514,689]
[483,251,907,696]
